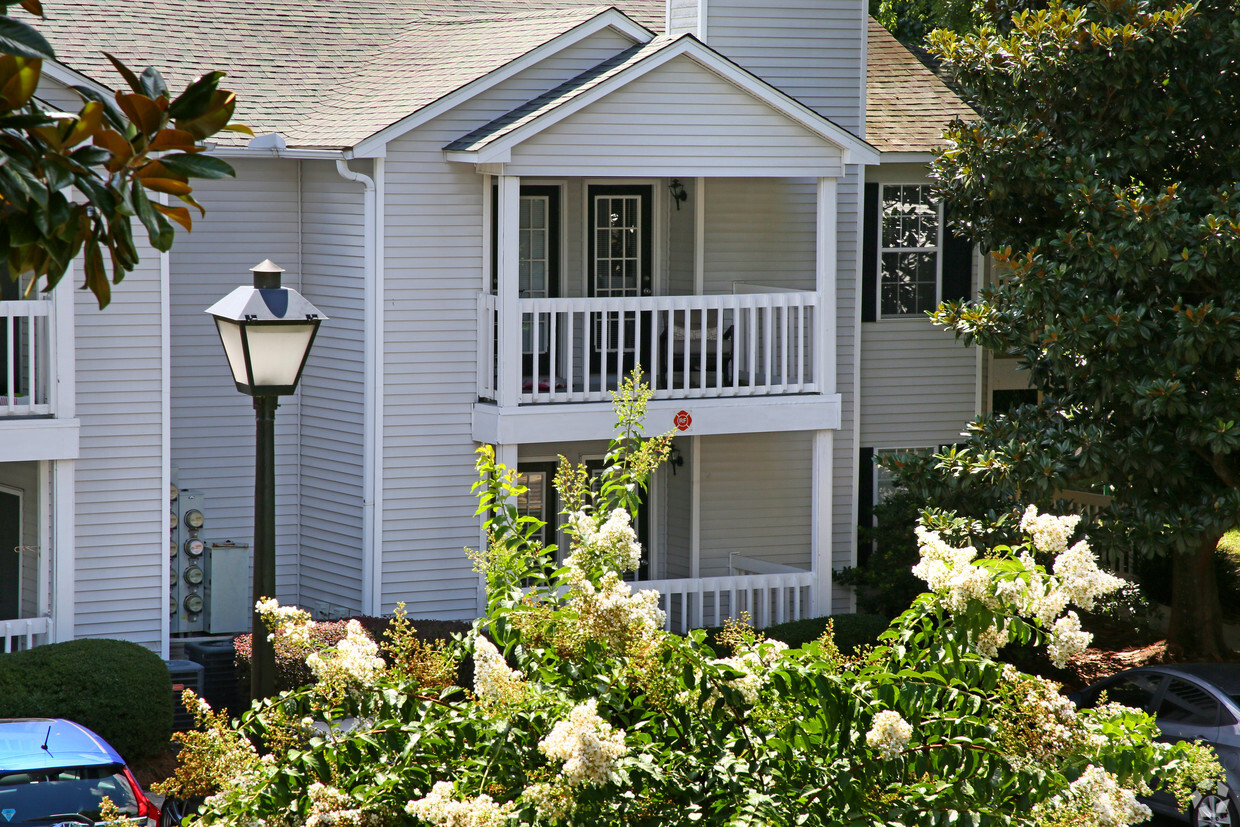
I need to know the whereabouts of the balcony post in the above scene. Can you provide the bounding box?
[815,177,837,395]
[496,174,521,407]
[811,429,832,617]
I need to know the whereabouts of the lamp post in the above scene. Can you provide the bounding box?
[206,260,326,701]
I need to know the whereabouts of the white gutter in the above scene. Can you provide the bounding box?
[334,158,384,616]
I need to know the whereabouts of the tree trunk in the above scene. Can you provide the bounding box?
[1166,533,1229,660]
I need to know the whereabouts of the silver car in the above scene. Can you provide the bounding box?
[1070,665,1240,826]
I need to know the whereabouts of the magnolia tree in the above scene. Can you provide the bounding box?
[159,379,1221,826]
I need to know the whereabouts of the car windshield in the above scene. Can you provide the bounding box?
[0,764,138,822]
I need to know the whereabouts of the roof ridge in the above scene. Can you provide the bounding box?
[422,6,614,25]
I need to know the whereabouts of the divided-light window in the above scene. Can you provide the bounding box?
[880,184,941,317]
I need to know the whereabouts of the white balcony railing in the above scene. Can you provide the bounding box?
[479,291,819,405]
[0,299,52,417]
[2,616,51,652]
[642,570,816,634]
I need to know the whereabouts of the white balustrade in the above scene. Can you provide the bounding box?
[477,291,819,404]
[0,299,52,417]
[639,571,816,634]
[2,616,51,653]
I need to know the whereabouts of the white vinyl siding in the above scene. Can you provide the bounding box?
[667,0,701,37]
[169,158,302,605]
[73,240,165,645]
[504,56,844,178]
[860,324,976,447]
[663,441,692,579]
[704,0,865,131]
[380,28,640,618]
[297,160,367,614]
[698,432,813,577]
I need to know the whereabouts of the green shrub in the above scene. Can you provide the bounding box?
[0,638,172,761]
[699,613,889,656]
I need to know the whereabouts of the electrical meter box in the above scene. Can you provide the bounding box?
[206,541,250,634]
[171,489,207,634]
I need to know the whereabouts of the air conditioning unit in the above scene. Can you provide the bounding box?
[164,659,206,731]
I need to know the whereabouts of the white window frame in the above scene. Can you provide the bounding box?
[873,447,935,505]
[878,183,943,320]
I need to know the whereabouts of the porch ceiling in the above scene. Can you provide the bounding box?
[444,34,879,177]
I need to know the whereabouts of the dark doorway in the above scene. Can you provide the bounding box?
[587,184,653,383]
[0,489,21,620]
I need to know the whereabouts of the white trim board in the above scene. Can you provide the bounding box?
[0,419,79,463]
[473,394,842,444]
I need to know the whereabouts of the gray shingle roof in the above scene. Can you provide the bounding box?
[31,3,969,154]
[30,0,663,148]
[866,19,975,153]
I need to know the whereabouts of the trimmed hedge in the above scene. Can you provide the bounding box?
[700,613,890,656]
[0,638,172,761]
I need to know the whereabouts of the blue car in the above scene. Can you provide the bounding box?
[0,718,156,826]
[1070,665,1240,827]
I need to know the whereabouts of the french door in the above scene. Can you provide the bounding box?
[587,184,652,381]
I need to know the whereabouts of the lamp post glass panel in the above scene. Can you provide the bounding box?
[205,260,326,701]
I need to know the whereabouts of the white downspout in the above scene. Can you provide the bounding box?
[335,158,382,616]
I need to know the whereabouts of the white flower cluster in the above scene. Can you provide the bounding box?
[1003,672,1100,762]
[1036,765,1152,827]
[974,623,1010,659]
[472,634,526,704]
[305,782,373,827]
[911,526,993,612]
[538,699,627,787]
[1053,539,1124,611]
[716,638,789,705]
[565,508,643,579]
[306,619,385,692]
[865,710,913,761]
[406,781,513,827]
[255,597,313,644]
[520,782,570,822]
[1047,611,1092,669]
[911,507,1123,667]
[1020,505,1081,554]
[570,571,665,647]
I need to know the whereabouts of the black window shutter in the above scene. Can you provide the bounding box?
[941,207,973,303]
[861,183,878,322]
[857,446,875,565]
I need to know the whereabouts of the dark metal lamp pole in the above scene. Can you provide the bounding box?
[205,260,326,702]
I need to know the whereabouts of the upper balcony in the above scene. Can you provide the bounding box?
[1,298,53,418]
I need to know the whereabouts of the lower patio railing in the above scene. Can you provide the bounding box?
[2,616,51,652]
[641,570,816,634]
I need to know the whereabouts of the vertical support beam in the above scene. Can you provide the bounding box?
[690,435,700,580]
[811,429,833,617]
[51,260,74,419]
[496,175,521,408]
[37,460,49,621]
[647,467,661,579]
[816,177,837,395]
[50,459,74,643]
[158,208,171,658]
[693,177,705,295]
[479,175,493,396]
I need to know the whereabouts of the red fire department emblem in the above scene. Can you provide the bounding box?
[673,410,692,431]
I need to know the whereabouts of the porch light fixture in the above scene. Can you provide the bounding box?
[205,259,327,701]
[668,178,687,211]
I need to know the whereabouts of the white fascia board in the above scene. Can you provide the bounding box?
[473,395,842,444]
[350,9,652,158]
[41,60,111,98]
[0,419,80,462]
[211,146,351,160]
[457,36,880,168]
[881,151,937,164]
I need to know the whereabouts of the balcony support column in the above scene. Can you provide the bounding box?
[496,174,522,408]
[816,177,837,395]
[811,429,832,617]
